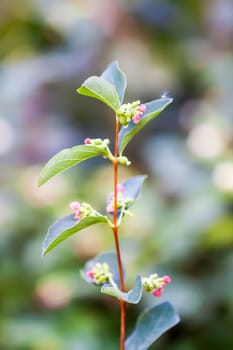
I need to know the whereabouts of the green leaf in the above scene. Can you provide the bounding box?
[82,251,124,288]
[77,76,121,111]
[101,61,127,103]
[38,145,107,186]
[125,302,180,350]
[101,275,143,304]
[119,98,173,154]
[42,213,109,256]
[122,175,147,204]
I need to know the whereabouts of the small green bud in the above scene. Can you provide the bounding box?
[142,279,151,292]
[132,100,141,107]
[119,116,128,127]
[80,202,93,217]
[124,198,134,206]
[103,138,110,145]
[124,209,133,216]
[93,138,103,145]
[118,156,131,166]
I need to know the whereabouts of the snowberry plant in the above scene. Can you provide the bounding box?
[38,62,180,350]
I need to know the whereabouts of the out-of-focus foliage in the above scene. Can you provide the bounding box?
[1,0,233,349]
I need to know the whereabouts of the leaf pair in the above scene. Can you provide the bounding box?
[82,252,180,350]
[82,252,142,303]
[78,61,173,154]
[42,175,147,256]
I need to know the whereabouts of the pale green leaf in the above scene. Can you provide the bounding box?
[38,145,107,186]
[101,61,127,103]
[119,98,173,154]
[42,213,109,256]
[77,76,121,111]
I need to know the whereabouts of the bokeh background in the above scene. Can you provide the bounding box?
[1,0,233,349]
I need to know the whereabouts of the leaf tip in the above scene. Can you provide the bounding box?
[42,240,50,257]
[113,60,119,69]
[37,176,44,187]
[166,97,173,105]
[38,166,49,187]
[161,97,173,107]
[41,247,47,257]
[162,301,181,324]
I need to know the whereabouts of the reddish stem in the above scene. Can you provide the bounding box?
[112,116,126,350]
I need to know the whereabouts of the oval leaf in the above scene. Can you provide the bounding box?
[82,251,124,288]
[101,61,127,103]
[38,145,107,186]
[42,213,109,256]
[101,275,143,304]
[122,175,147,205]
[125,302,180,350]
[77,76,121,111]
[119,98,173,154]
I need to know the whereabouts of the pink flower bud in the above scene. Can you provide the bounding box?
[84,138,92,145]
[138,104,147,112]
[163,275,172,284]
[106,202,114,213]
[153,289,162,297]
[70,201,81,212]
[70,201,82,221]
[86,270,94,279]
[117,184,124,193]
[132,113,142,124]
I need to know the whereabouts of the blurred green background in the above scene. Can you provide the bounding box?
[1,0,233,349]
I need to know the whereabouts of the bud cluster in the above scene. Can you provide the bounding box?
[117,100,147,127]
[70,201,93,221]
[142,273,171,298]
[86,262,112,285]
[84,137,110,148]
[117,156,131,166]
[106,184,125,214]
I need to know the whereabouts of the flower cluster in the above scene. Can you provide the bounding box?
[84,137,115,162]
[86,262,112,285]
[84,137,110,147]
[117,100,147,127]
[142,273,171,298]
[106,183,125,214]
[70,201,93,221]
